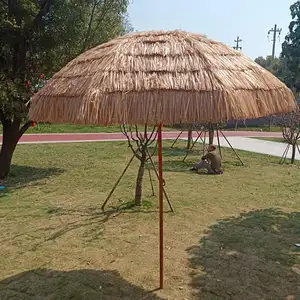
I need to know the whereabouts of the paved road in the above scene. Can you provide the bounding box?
[183,136,299,161]
[0,131,282,144]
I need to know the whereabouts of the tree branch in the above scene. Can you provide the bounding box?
[19,120,33,136]
[80,0,98,52]
[147,125,157,146]
[135,125,144,142]
[88,0,111,43]
[121,123,142,160]
[147,140,158,160]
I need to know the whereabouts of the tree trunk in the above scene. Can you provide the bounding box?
[209,128,214,145]
[0,118,32,179]
[135,154,146,206]
[291,143,296,164]
[0,121,20,179]
[186,127,193,149]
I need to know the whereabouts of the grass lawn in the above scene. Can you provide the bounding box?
[225,125,281,132]
[28,123,128,133]
[23,123,175,134]
[1,141,300,299]
[0,122,281,134]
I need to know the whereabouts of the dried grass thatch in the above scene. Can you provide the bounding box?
[29,30,296,125]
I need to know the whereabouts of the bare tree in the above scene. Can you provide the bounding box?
[276,102,300,164]
[121,124,157,206]
[101,124,174,211]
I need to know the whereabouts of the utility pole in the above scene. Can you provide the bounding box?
[267,24,282,130]
[233,36,243,130]
[233,36,242,50]
[268,24,282,59]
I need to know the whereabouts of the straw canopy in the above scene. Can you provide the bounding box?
[29,30,296,125]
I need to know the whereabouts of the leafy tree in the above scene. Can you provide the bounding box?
[255,56,278,71]
[255,56,293,87]
[0,0,132,179]
[281,1,300,91]
[254,56,286,129]
[254,56,282,77]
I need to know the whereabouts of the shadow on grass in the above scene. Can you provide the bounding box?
[163,147,193,157]
[160,160,190,173]
[0,268,163,300]
[151,159,244,173]
[18,204,173,251]
[0,165,64,195]
[187,208,300,299]
[0,208,116,250]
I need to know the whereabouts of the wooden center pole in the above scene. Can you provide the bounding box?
[157,123,164,289]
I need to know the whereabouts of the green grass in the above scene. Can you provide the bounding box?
[0,122,282,134]
[225,125,281,132]
[29,123,127,133]
[1,141,300,299]
[172,123,282,132]
[23,123,175,134]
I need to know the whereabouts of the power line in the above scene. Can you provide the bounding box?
[233,36,242,50]
[268,24,282,59]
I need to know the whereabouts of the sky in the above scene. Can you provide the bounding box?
[128,0,293,59]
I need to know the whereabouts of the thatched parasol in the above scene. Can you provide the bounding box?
[29,30,296,289]
[30,30,295,125]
